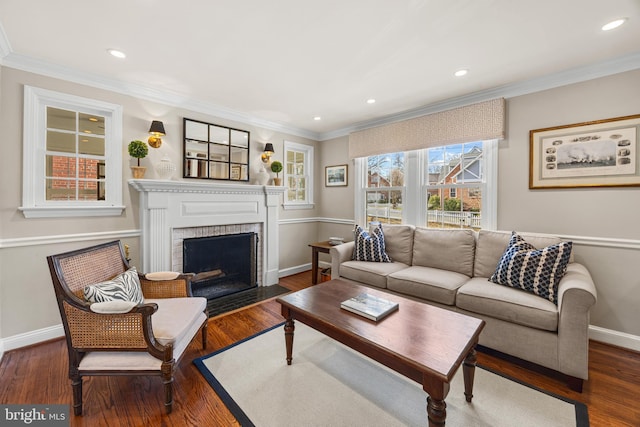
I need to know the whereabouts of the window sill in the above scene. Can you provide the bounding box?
[19,205,126,218]
[282,203,315,211]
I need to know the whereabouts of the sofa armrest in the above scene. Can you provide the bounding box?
[330,241,354,280]
[557,262,598,379]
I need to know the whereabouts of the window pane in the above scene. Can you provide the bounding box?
[295,152,304,162]
[78,135,105,156]
[79,113,105,136]
[426,187,481,230]
[46,130,75,153]
[367,153,404,188]
[366,190,402,224]
[47,107,75,131]
[46,178,75,200]
[286,150,295,162]
[46,155,74,179]
[78,180,99,201]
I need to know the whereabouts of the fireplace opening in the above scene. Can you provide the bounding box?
[183,232,258,300]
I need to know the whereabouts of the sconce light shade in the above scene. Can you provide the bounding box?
[148,120,166,148]
[261,143,275,163]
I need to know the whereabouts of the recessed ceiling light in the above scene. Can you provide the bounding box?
[107,49,126,59]
[602,18,627,31]
[313,116,322,121]
[454,69,468,77]
[88,117,98,122]
[366,98,376,104]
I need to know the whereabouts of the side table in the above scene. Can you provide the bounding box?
[308,241,333,285]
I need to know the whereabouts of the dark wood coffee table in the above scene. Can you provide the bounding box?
[276,279,485,426]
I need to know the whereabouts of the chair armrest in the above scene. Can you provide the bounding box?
[557,262,598,379]
[330,241,354,280]
[63,300,169,361]
[139,273,194,298]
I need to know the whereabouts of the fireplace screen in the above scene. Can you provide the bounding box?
[183,232,258,300]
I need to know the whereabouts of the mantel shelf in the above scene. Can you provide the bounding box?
[128,179,287,195]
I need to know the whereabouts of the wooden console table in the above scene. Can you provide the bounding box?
[308,241,333,285]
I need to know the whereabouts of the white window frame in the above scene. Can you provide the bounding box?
[355,140,497,230]
[282,140,314,210]
[20,86,124,218]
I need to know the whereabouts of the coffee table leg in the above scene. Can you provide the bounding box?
[463,346,478,403]
[423,377,450,427]
[284,316,295,365]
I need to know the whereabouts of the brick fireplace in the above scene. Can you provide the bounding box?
[129,180,286,286]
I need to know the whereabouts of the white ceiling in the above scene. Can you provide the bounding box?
[1,0,639,140]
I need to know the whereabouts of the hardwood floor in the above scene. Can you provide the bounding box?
[1,271,638,426]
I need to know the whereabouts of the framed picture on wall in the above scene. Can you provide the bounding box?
[529,114,640,189]
[325,164,348,187]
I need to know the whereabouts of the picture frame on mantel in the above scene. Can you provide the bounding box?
[529,114,640,189]
[325,164,348,187]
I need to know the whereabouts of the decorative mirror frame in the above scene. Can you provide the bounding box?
[183,117,250,182]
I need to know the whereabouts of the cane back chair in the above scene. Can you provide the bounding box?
[47,240,208,415]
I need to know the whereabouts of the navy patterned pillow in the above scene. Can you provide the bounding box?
[489,232,572,305]
[352,223,391,263]
[84,267,144,304]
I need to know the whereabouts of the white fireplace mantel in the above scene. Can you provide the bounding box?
[129,179,286,286]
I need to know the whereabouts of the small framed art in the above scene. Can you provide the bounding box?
[529,114,640,189]
[325,164,348,187]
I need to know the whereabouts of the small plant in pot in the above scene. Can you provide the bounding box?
[270,160,283,186]
[128,140,148,178]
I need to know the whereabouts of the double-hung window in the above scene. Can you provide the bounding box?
[363,153,405,224]
[424,141,496,230]
[283,141,314,209]
[355,140,497,230]
[20,86,124,218]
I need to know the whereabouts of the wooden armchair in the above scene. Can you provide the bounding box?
[47,240,208,415]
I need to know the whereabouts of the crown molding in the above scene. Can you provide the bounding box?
[2,13,639,144]
[0,50,321,141]
[0,23,11,60]
[317,51,640,141]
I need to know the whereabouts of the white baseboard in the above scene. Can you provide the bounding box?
[278,262,330,279]
[589,325,640,352]
[1,324,64,353]
[1,299,637,356]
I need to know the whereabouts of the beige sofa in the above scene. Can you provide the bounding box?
[330,225,597,391]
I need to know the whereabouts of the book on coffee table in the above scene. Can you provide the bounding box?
[340,293,399,321]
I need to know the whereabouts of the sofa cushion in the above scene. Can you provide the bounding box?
[489,232,572,304]
[381,224,415,265]
[340,260,407,289]
[457,277,558,331]
[387,266,469,305]
[352,224,391,262]
[412,228,476,277]
[474,229,573,278]
[83,267,144,304]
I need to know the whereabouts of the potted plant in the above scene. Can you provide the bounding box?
[128,140,148,178]
[270,160,283,186]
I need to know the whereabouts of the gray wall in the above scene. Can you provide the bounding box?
[316,69,640,342]
[1,65,639,350]
[0,66,317,340]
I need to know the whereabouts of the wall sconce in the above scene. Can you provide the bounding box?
[261,143,274,163]
[148,120,166,148]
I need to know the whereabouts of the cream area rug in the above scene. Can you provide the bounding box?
[194,323,588,427]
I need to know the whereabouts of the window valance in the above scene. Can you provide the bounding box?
[348,98,505,159]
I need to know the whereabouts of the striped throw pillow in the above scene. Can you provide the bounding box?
[84,267,144,304]
[489,232,572,305]
[352,223,391,263]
